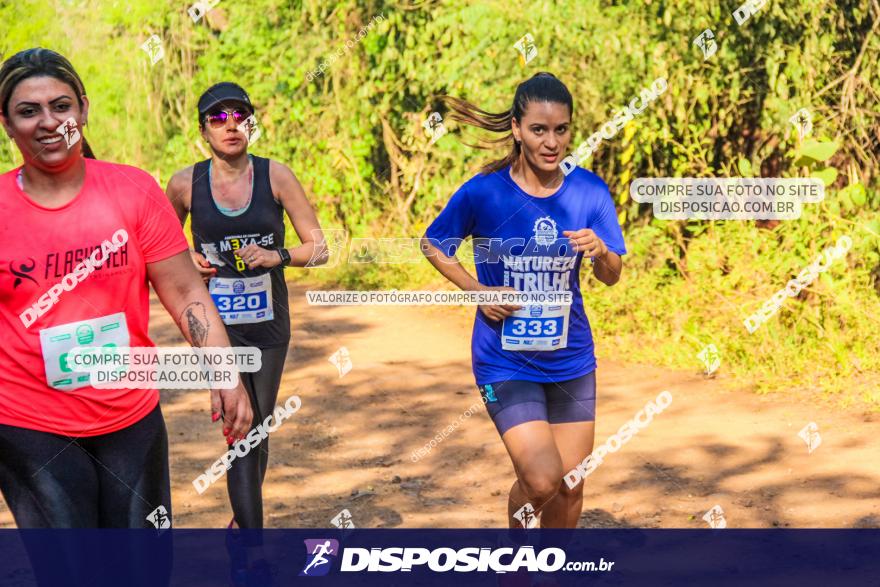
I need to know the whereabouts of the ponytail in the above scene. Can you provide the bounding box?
[441,72,573,174]
[81,136,95,159]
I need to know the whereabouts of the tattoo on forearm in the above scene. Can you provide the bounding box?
[180,302,209,346]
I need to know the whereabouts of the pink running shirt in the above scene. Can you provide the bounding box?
[0,159,189,436]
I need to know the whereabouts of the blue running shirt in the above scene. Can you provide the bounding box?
[425,165,626,385]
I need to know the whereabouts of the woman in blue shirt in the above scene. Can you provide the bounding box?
[421,72,626,529]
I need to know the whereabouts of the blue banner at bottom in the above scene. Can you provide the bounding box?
[0,529,876,586]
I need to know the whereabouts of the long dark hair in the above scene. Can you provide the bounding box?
[0,48,95,159]
[442,72,573,174]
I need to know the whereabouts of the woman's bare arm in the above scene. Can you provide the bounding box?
[147,250,253,443]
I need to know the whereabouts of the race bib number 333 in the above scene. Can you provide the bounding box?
[501,304,570,351]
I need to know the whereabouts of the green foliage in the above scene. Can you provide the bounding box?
[2,0,879,407]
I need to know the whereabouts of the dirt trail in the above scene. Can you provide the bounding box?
[2,282,878,529]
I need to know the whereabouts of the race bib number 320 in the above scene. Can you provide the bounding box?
[209,274,273,325]
[501,304,570,351]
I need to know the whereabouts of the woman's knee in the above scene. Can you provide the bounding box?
[519,467,564,504]
[555,477,585,501]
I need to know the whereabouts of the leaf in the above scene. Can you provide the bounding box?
[776,72,789,100]
[850,183,867,206]
[737,157,753,177]
[810,167,838,186]
[864,220,880,238]
[837,186,853,209]
[838,182,866,208]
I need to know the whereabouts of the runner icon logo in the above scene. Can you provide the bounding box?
[331,509,356,529]
[328,346,353,378]
[237,114,261,145]
[56,117,80,149]
[513,503,539,528]
[513,33,538,66]
[789,108,813,141]
[702,505,726,529]
[146,505,171,530]
[300,539,339,577]
[693,29,717,60]
[533,217,558,246]
[696,343,720,375]
[798,422,821,454]
[422,112,447,145]
[140,34,164,65]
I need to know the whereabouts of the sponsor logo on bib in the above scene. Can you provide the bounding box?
[76,324,95,344]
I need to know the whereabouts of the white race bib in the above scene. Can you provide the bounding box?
[39,313,130,391]
[501,303,570,351]
[209,274,273,325]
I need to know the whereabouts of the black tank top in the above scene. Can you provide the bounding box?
[191,155,290,347]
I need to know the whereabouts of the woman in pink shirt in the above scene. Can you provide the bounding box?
[0,48,253,529]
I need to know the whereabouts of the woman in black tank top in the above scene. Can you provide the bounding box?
[164,82,328,585]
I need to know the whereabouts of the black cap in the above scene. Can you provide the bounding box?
[197,82,254,117]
